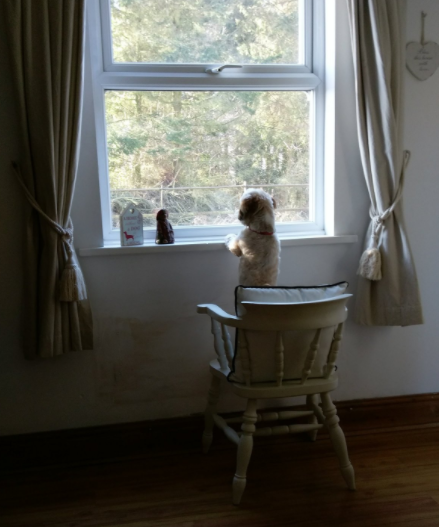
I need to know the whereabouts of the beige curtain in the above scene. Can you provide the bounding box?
[347,0,423,326]
[4,0,93,357]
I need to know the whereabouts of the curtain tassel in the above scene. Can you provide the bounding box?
[358,248,382,281]
[59,252,87,302]
[357,231,382,281]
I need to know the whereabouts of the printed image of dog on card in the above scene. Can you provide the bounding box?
[225,188,281,286]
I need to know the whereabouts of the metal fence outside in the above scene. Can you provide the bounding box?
[111,183,309,228]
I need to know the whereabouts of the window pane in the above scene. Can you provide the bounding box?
[110,0,301,65]
[105,90,310,228]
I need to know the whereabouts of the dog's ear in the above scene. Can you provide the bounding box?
[239,195,260,220]
[271,197,277,209]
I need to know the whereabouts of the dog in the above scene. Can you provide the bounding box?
[225,188,280,286]
[123,231,134,241]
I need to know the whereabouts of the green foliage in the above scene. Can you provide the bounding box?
[110,0,299,64]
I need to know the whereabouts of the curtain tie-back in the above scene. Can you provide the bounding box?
[358,150,411,281]
[11,162,87,302]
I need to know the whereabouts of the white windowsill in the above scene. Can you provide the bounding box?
[78,234,358,257]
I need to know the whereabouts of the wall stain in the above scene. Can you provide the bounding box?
[94,314,209,406]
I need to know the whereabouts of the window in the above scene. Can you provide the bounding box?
[89,0,325,243]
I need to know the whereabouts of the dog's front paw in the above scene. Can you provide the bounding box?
[225,233,237,247]
[225,234,242,256]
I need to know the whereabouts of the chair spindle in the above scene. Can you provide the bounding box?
[211,319,228,370]
[324,323,343,378]
[301,328,322,383]
[221,323,234,368]
[238,330,252,386]
[275,332,284,386]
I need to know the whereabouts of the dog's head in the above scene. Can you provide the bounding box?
[238,188,277,226]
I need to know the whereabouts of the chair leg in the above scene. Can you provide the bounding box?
[306,394,320,442]
[320,392,356,490]
[232,399,258,505]
[308,393,325,424]
[202,375,221,454]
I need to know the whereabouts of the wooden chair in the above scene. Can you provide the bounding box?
[197,293,355,505]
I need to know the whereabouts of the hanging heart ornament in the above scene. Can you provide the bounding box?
[406,41,439,81]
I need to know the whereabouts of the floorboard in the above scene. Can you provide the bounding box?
[2,424,439,526]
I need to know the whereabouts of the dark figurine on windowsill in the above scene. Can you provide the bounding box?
[155,209,175,244]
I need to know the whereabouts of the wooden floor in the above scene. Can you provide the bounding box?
[3,421,439,527]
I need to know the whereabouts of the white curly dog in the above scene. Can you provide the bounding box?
[225,188,281,286]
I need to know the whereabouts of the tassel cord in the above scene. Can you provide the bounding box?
[368,150,411,244]
[12,163,72,240]
[358,151,411,281]
[11,162,86,301]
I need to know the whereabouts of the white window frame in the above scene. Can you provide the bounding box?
[88,0,326,244]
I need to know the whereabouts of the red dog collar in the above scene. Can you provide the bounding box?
[248,227,274,236]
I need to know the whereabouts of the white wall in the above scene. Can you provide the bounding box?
[1,0,438,435]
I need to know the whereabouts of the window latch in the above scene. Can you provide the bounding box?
[205,64,243,74]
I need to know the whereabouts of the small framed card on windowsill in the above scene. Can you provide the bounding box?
[120,206,144,246]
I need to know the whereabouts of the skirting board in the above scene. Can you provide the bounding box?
[1,393,439,473]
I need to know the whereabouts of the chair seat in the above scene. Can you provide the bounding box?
[209,359,338,398]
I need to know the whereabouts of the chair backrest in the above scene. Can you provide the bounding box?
[210,284,350,387]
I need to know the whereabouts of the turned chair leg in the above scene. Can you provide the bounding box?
[202,375,221,454]
[306,394,320,442]
[320,392,356,490]
[232,399,258,505]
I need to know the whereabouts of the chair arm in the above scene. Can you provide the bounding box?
[197,304,241,327]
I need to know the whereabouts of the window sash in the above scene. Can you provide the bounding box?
[100,0,313,73]
[88,0,326,244]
